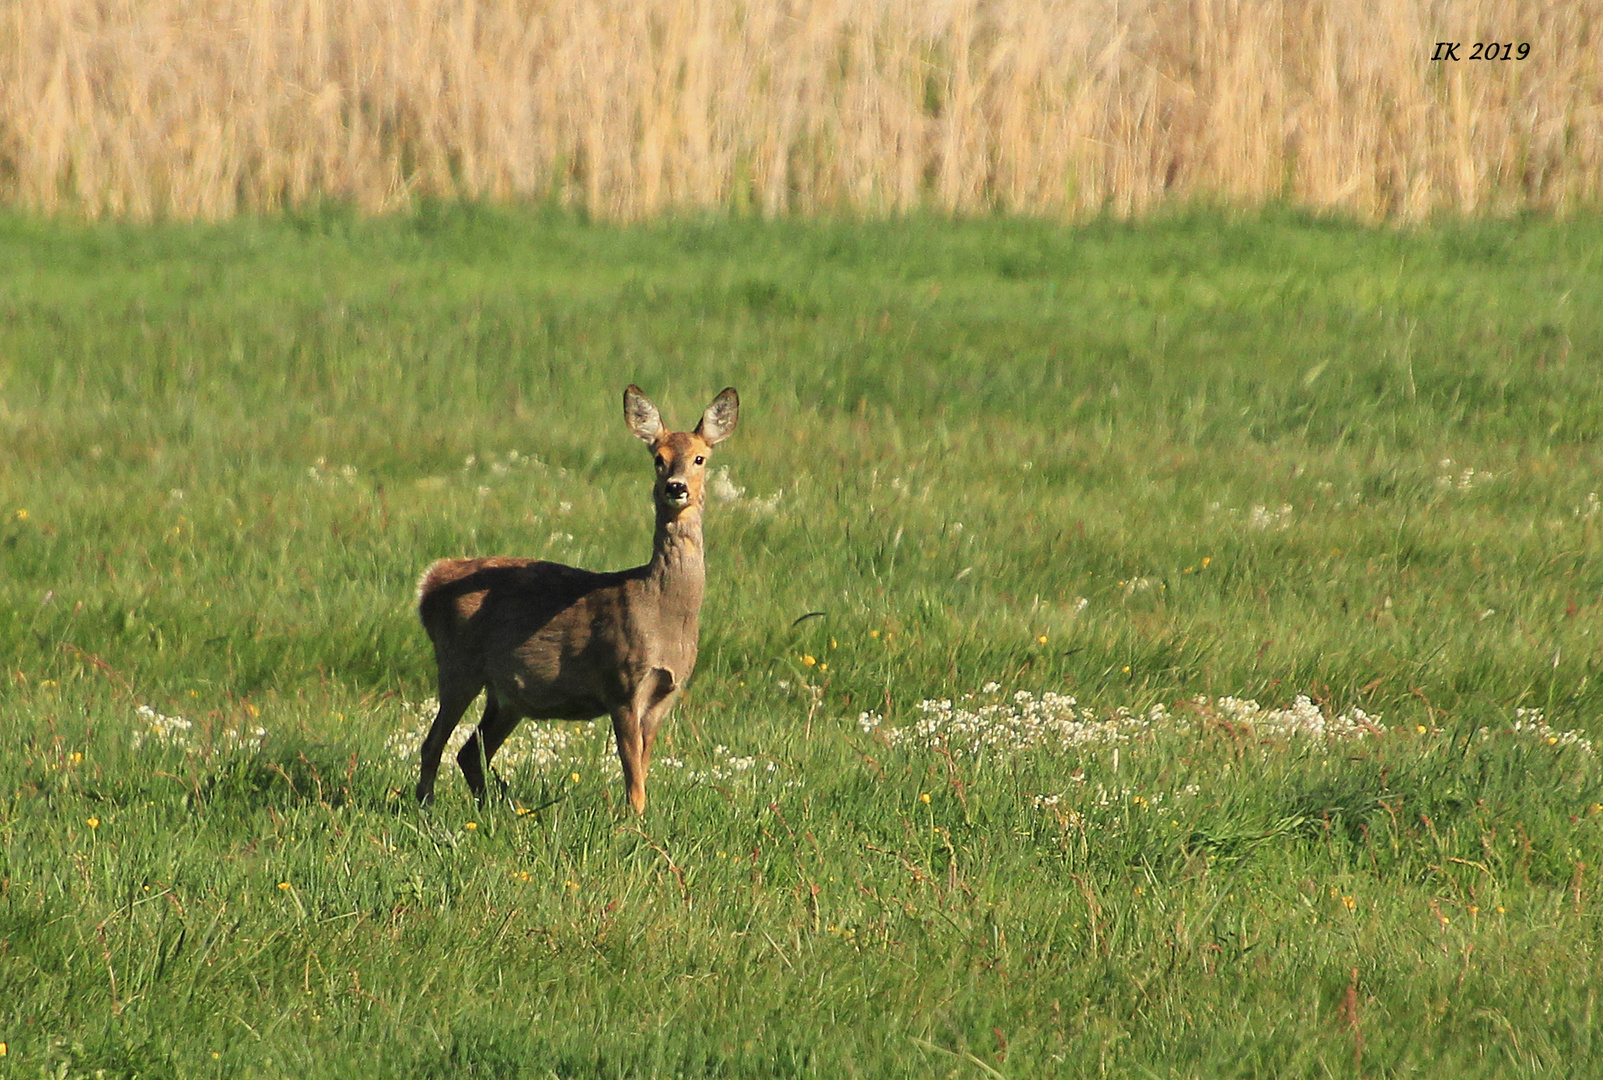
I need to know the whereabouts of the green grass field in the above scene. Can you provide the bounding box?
[3,207,1603,1078]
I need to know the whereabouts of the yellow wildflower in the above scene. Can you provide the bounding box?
[802,654,817,666]
[464,822,477,831]
[277,882,291,890]
[920,793,931,804]
[87,817,100,829]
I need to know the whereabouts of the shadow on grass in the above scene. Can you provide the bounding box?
[186,737,402,816]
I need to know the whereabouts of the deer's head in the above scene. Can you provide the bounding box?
[624,385,739,514]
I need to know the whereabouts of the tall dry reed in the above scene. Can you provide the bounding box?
[1,0,1598,221]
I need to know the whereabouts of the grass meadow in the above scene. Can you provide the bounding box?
[2,207,1603,1076]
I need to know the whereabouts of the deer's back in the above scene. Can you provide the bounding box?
[416,556,652,718]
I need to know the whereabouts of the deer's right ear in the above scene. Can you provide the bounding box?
[623,384,663,445]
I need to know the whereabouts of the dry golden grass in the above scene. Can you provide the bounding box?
[1,0,1598,221]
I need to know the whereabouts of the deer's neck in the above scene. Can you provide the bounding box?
[647,505,706,615]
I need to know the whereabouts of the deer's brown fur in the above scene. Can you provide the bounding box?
[414,385,738,813]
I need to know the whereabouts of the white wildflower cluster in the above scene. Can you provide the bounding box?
[709,467,743,503]
[133,704,192,749]
[705,745,764,778]
[1248,504,1294,531]
[659,744,786,786]
[1436,459,1496,491]
[1576,492,1601,520]
[860,690,1386,759]
[1206,502,1295,531]
[1490,708,1595,755]
[307,457,359,486]
[1206,695,1382,741]
[710,466,783,515]
[462,449,566,478]
[1031,793,1085,828]
[226,726,268,750]
[131,704,265,753]
[858,689,1164,758]
[1032,780,1203,828]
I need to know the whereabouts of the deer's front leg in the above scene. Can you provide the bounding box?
[638,667,679,781]
[611,705,646,813]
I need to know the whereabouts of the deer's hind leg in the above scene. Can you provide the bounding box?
[457,692,522,805]
[417,678,481,804]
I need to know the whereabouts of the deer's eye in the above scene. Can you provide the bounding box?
[694,455,705,466]
[654,455,666,471]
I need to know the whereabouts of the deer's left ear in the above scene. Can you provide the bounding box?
[695,387,739,445]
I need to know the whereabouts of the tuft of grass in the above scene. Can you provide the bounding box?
[3,209,1603,1075]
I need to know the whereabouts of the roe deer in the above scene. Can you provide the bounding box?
[414,385,739,813]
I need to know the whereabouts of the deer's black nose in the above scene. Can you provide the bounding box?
[664,480,689,501]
